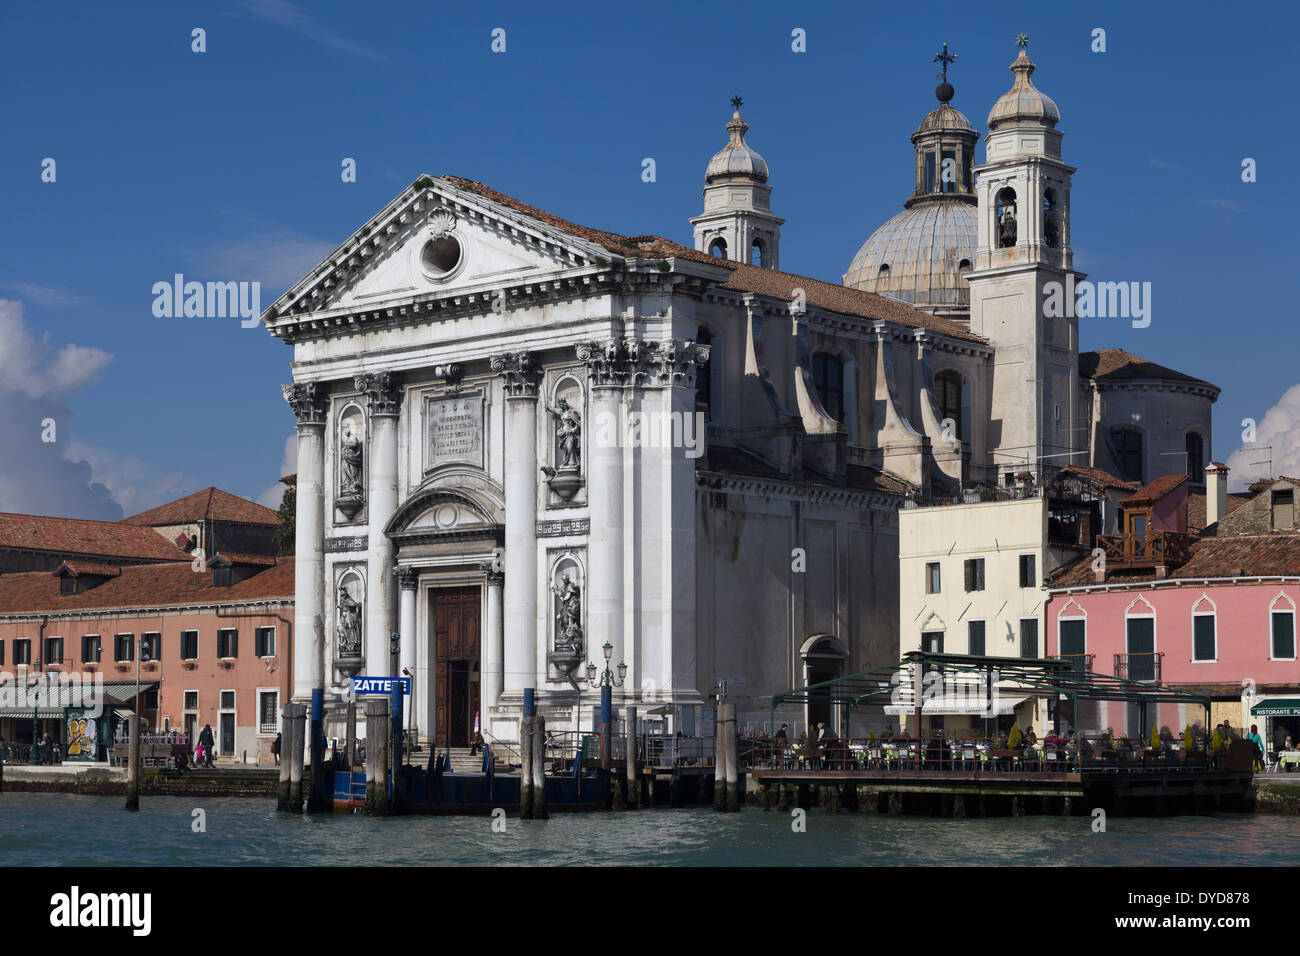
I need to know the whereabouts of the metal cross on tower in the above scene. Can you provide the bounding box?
[932,42,957,79]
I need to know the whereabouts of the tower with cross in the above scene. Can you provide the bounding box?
[690,97,784,270]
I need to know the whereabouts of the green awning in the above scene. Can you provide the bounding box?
[1252,698,1300,717]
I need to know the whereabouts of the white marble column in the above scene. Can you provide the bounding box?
[480,551,505,716]
[357,371,402,678]
[396,566,417,734]
[283,382,326,702]
[492,352,540,695]
[583,349,625,670]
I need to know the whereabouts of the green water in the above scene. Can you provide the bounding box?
[2,793,1296,866]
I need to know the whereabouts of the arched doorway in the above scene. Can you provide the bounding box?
[801,634,848,734]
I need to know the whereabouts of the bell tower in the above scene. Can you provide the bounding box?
[967,37,1080,482]
[691,98,783,269]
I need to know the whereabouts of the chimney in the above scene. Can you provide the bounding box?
[1205,462,1229,527]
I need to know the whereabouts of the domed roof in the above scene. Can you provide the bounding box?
[988,48,1060,129]
[842,201,977,311]
[915,102,974,136]
[705,109,769,184]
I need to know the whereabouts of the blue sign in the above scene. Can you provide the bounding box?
[350,676,411,696]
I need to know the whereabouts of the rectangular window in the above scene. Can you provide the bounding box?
[259,691,279,734]
[924,152,936,193]
[1059,618,1086,670]
[43,636,63,666]
[0,640,5,665]
[925,562,941,594]
[254,627,276,658]
[967,620,986,656]
[1193,614,1217,662]
[921,631,944,654]
[1126,616,1156,680]
[1273,611,1296,660]
[81,635,101,663]
[1273,490,1295,531]
[183,691,198,710]
[220,690,236,710]
[1019,619,1039,658]
[14,638,31,665]
[114,633,134,662]
[217,629,238,659]
[181,630,199,661]
[1019,554,1037,588]
[963,558,985,592]
[60,576,76,594]
[140,632,161,662]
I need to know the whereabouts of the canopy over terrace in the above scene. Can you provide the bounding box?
[769,650,1211,736]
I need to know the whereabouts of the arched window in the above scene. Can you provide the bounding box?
[935,370,969,442]
[812,353,844,422]
[1186,432,1205,484]
[1043,188,1060,248]
[940,150,956,193]
[878,263,891,279]
[708,237,728,259]
[696,326,714,416]
[958,258,971,272]
[750,238,764,267]
[995,187,1018,248]
[1110,428,1144,484]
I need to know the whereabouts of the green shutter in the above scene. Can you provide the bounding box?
[1193,615,1216,661]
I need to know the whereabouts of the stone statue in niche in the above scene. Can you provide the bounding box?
[540,394,584,502]
[998,198,1017,248]
[551,572,583,653]
[337,582,362,660]
[337,417,365,519]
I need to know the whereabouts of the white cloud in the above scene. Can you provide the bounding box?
[61,441,199,518]
[204,229,335,294]
[1225,382,1300,490]
[257,433,297,508]
[240,0,386,60]
[0,282,87,308]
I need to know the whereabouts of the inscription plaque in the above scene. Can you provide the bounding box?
[426,393,484,470]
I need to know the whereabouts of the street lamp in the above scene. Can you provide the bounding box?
[585,641,626,795]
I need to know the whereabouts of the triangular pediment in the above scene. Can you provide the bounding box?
[265,175,616,323]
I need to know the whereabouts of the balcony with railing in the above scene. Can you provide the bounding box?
[1114,651,1163,683]
[1095,530,1195,570]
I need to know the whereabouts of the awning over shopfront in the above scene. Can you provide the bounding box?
[1252,698,1300,717]
[100,682,157,709]
[884,696,1029,716]
[0,708,64,718]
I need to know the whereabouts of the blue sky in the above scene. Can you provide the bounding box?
[0,0,1295,517]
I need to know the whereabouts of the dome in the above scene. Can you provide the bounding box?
[987,48,1060,130]
[705,110,769,183]
[842,201,977,311]
[915,102,974,136]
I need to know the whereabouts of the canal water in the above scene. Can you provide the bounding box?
[3,793,1298,866]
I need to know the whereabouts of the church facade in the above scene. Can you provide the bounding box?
[266,42,1215,744]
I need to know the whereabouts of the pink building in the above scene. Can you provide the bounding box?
[1046,465,1300,753]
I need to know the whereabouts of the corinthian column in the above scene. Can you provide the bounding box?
[491,352,540,695]
[578,341,638,677]
[356,371,402,678]
[479,550,505,717]
[283,382,326,702]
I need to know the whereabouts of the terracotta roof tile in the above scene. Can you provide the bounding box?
[0,558,295,614]
[1050,533,1300,589]
[209,552,278,568]
[441,176,987,345]
[1059,464,1140,491]
[1079,348,1217,391]
[121,487,282,527]
[0,513,190,563]
[1124,473,1188,506]
[53,561,122,578]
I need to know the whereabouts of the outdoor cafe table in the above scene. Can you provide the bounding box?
[1279,751,1300,771]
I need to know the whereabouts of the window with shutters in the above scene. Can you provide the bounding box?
[964,558,985,592]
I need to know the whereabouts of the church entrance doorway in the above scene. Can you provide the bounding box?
[433,586,481,748]
[801,634,849,735]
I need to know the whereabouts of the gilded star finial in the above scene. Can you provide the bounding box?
[932,42,957,79]
[730,95,743,110]
[1015,33,1030,48]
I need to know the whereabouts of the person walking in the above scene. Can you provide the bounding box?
[198,724,216,768]
[271,732,282,766]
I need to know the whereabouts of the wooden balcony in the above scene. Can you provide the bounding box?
[1095,530,1195,570]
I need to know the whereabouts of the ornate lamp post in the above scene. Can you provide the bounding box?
[585,641,626,805]
[29,665,41,765]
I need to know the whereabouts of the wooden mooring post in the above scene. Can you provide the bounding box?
[624,705,638,810]
[287,703,306,813]
[364,698,390,815]
[277,703,293,811]
[124,712,141,812]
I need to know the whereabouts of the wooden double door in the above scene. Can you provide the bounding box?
[433,586,481,748]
